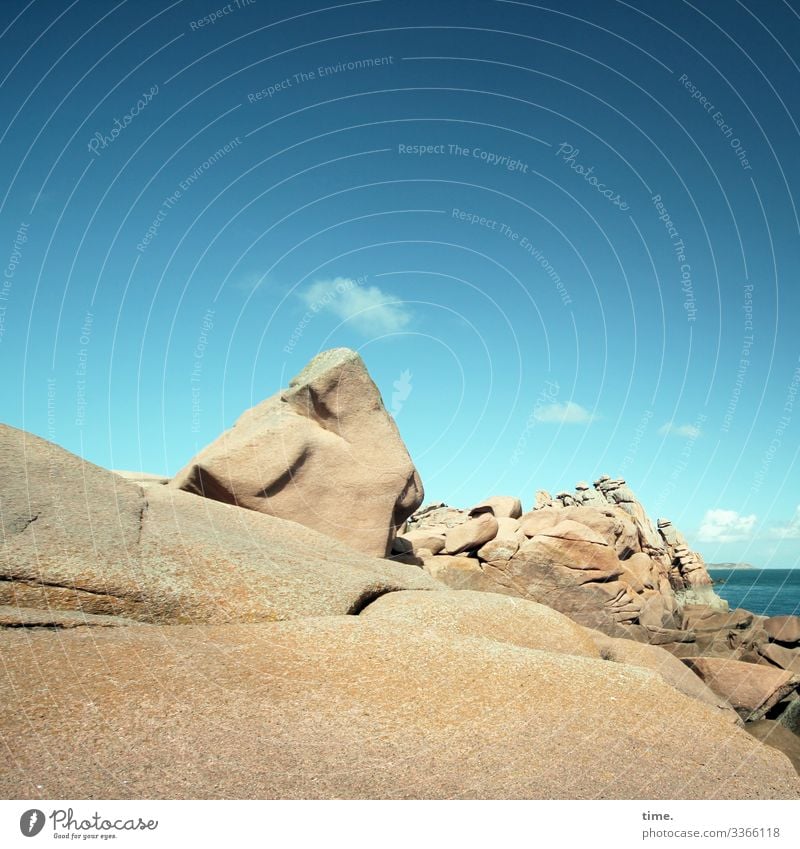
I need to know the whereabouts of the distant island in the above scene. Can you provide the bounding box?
[707,562,757,570]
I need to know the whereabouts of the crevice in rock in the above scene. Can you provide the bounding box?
[256,448,309,499]
[0,621,116,630]
[347,585,409,616]
[135,495,148,547]
[181,466,239,505]
[0,574,127,602]
[8,513,39,535]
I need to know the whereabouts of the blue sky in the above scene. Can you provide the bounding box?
[2,0,800,567]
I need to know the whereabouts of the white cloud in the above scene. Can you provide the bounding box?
[534,401,595,424]
[698,509,758,543]
[659,422,702,438]
[769,505,800,539]
[302,277,411,334]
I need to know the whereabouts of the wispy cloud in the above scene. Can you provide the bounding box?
[534,401,595,424]
[233,271,271,293]
[302,277,411,334]
[659,422,702,438]
[698,509,757,543]
[769,505,800,539]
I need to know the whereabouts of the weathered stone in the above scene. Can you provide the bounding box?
[758,643,800,676]
[476,536,519,563]
[2,620,796,799]
[682,657,800,721]
[469,496,522,519]
[0,424,436,624]
[519,507,562,537]
[623,552,659,590]
[361,590,600,658]
[637,591,670,628]
[682,606,754,632]
[444,513,499,555]
[394,529,446,556]
[532,490,552,509]
[764,616,800,646]
[171,348,423,557]
[407,504,468,533]
[422,555,496,592]
[495,516,522,538]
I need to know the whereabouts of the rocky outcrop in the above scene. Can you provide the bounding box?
[403,477,722,638]
[0,423,435,625]
[682,657,800,722]
[3,614,798,799]
[398,482,800,763]
[360,589,600,658]
[171,348,423,557]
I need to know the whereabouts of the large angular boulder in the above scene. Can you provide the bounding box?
[2,618,797,799]
[764,615,800,646]
[0,423,436,624]
[682,657,800,721]
[170,348,423,557]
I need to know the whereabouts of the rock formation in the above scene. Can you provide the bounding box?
[2,349,799,798]
[0,423,435,624]
[400,476,722,640]
[3,604,797,799]
[171,348,423,557]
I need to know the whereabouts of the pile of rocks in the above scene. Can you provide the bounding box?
[393,477,720,641]
[392,482,800,759]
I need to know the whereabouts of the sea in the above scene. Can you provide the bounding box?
[707,568,800,617]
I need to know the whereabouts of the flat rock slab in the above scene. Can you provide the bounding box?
[1,620,797,800]
[682,657,800,721]
[682,605,754,632]
[587,630,737,719]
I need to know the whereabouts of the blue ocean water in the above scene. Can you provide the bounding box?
[708,569,800,617]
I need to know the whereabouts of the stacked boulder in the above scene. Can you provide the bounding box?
[396,481,800,764]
